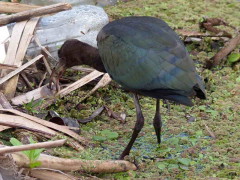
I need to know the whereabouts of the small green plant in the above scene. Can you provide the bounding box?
[157,158,194,172]
[23,98,43,114]
[93,130,119,142]
[228,53,240,64]
[10,137,44,168]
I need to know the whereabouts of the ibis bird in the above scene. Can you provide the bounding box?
[49,16,206,159]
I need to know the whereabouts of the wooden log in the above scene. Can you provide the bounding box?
[12,153,137,173]
[0,3,72,26]
[0,2,40,14]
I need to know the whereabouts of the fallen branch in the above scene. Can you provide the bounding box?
[0,55,43,85]
[34,36,57,63]
[0,114,56,136]
[0,2,40,13]
[43,57,52,75]
[38,72,48,87]
[0,109,88,146]
[176,29,231,38]
[206,33,240,69]
[200,18,234,38]
[20,72,34,90]
[57,70,104,97]
[2,20,26,67]
[78,73,111,103]
[0,3,72,26]
[0,139,66,154]
[40,70,104,109]
[11,84,54,105]
[12,153,137,173]
[0,63,21,70]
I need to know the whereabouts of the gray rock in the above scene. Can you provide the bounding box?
[24,5,109,61]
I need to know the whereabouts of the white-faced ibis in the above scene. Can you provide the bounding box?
[49,16,206,159]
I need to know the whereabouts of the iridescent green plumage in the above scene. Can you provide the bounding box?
[97,16,206,106]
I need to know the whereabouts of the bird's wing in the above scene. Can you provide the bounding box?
[97,17,200,93]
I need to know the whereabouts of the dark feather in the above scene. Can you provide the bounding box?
[97,16,206,105]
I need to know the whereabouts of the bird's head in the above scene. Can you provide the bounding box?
[49,39,102,91]
[49,39,85,91]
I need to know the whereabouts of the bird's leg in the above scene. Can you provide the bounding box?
[153,99,162,144]
[49,61,66,91]
[119,93,144,160]
[49,68,59,91]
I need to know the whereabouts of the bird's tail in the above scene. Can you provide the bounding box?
[137,89,194,106]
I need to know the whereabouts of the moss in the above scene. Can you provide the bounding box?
[105,0,240,31]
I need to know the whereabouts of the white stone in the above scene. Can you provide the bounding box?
[9,5,109,61]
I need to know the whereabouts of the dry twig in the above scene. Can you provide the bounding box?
[78,73,111,103]
[200,18,234,38]
[38,72,48,87]
[176,29,231,38]
[0,114,56,136]
[206,33,240,68]
[20,72,34,90]
[0,2,40,13]
[0,139,66,154]
[1,18,40,99]
[0,3,71,26]
[0,109,88,146]
[0,55,43,85]
[57,70,104,97]
[34,37,57,63]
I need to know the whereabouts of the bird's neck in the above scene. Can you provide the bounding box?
[81,47,106,73]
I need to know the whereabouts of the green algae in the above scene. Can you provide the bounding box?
[106,0,240,30]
